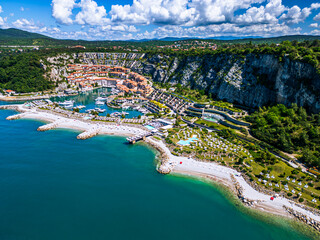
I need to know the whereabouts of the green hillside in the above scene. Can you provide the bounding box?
[0,28,52,40]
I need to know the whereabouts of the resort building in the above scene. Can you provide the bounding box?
[66,64,153,95]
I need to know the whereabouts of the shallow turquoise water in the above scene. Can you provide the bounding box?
[0,109,314,240]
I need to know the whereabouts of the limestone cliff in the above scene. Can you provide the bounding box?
[137,53,320,113]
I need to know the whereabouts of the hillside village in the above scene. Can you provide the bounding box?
[66,64,153,96]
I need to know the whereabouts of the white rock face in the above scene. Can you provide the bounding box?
[141,53,320,113]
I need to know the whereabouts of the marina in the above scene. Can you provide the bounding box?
[50,88,144,119]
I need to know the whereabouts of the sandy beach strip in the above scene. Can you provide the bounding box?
[146,137,320,224]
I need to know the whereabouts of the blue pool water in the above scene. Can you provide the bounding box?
[204,117,218,123]
[177,136,199,146]
[145,125,155,130]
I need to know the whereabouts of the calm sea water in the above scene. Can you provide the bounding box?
[0,109,314,240]
[50,88,142,118]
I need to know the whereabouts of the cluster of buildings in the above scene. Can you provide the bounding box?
[147,88,193,114]
[76,52,144,60]
[66,64,153,96]
[74,52,144,69]
[156,40,217,51]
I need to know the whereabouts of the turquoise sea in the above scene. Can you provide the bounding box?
[0,108,315,240]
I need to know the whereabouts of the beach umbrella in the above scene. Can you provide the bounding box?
[270,197,274,201]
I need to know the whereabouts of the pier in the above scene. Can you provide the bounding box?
[126,132,152,144]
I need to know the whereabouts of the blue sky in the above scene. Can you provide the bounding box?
[1,0,320,40]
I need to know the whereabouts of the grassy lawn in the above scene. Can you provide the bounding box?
[210,100,243,113]
[195,119,229,130]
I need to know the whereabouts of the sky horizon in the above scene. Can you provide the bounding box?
[1,0,320,41]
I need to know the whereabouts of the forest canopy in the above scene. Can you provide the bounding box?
[246,104,320,168]
[0,53,53,93]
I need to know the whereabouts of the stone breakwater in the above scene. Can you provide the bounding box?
[0,105,23,111]
[145,138,174,174]
[284,206,320,232]
[77,127,101,140]
[157,161,176,174]
[37,120,63,131]
[6,113,25,120]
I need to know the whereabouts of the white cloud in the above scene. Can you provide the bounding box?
[48,0,320,29]
[100,24,138,32]
[188,0,266,25]
[75,0,108,25]
[0,16,6,26]
[314,13,320,21]
[20,7,24,12]
[310,29,320,35]
[10,13,14,17]
[280,6,311,24]
[310,23,319,28]
[235,0,286,25]
[109,0,268,26]
[0,5,3,14]
[110,0,195,25]
[34,0,320,40]
[12,19,40,31]
[311,3,320,10]
[136,22,300,40]
[51,0,76,25]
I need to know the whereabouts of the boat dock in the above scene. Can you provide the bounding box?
[126,132,152,144]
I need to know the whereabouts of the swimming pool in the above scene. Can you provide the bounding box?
[204,117,218,123]
[145,125,155,130]
[177,136,198,146]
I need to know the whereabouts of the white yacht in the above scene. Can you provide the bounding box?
[95,108,106,113]
[74,105,86,109]
[110,112,121,117]
[85,109,95,113]
[58,100,74,108]
[95,101,105,105]
[95,97,108,101]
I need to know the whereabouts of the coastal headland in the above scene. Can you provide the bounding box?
[1,103,320,234]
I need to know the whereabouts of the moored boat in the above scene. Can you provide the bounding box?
[95,101,105,105]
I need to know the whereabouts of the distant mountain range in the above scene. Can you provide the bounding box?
[1,28,320,47]
[129,36,263,42]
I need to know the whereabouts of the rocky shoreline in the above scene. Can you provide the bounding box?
[284,206,320,232]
